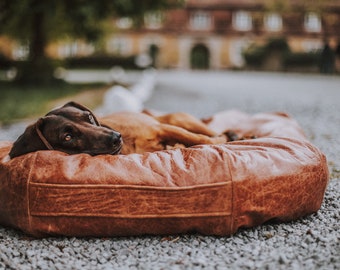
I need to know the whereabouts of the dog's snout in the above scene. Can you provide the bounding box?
[111,130,122,144]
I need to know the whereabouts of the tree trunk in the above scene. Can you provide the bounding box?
[16,5,56,85]
[30,10,46,63]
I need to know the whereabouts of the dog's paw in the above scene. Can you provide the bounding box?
[224,130,239,142]
[166,143,186,150]
[224,130,257,142]
[212,135,228,144]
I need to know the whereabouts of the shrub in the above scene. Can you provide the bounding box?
[64,55,141,70]
[0,53,11,69]
[283,51,321,67]
[243,45,267,67]
[266,38,290,52]
[243,38,290,68]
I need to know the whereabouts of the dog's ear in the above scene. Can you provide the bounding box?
[62,101,101,126]
[45,102,85,117]
[9,118,47,158]
[62,101,92,112]
[62,101,84,109]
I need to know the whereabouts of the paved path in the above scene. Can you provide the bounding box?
[1,71,339,270]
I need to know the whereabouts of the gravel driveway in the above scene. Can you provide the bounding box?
[0,71,339,269]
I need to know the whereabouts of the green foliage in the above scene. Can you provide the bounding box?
[283,51,321,67]
[266,38,290,51]
[64,55,140,70]
[113,0,184,17]
[243,45,267,66]
[0,0,182,84]
[14,59,63,85]
[243,37,322,71]
[243,38,290,67]
[0,0,183,43]
[0,53,11,69]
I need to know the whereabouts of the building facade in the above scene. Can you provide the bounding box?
[107,0,340,70]
[1,0,340,70]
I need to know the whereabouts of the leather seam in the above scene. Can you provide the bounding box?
[224,148,235,234]
[30,212,232,218]
[29,181,229,190]
[26,152,38,231]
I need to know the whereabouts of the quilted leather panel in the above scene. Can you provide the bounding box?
[29,182,232,218]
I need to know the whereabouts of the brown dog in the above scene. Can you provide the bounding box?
[9,102,226,158]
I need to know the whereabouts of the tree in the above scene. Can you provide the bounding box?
[0,0,182,84]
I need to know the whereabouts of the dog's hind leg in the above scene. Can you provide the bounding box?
[159,124,226,148]
[154,112,218,137]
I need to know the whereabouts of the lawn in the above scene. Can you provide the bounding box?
[0,81,108,125]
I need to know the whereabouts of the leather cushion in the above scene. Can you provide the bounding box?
[0,111,329,237]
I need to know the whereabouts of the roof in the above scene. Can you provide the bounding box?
[185,0,340,11]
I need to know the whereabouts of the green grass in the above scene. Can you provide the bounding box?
[0,81,106,125]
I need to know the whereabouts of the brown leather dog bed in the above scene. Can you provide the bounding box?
[0,110,329,237]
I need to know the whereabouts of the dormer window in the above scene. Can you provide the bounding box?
[304,12,321,32]
[190,11,212,30]
[233,11,252,31]
[144,12,163,29]
[264,13,282,32]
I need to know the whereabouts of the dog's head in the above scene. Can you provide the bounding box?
[9,102,123,158]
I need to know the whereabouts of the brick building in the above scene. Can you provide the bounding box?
[107,0,340,70]
[1,0,340,70]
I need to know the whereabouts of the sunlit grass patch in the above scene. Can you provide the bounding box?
[0,81,107,125]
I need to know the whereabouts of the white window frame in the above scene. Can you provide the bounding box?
[190,11,212,30]
[58,42,94,58]
[304,12,321,32]
[116,17,133,29]
[233,11,252,31]
[144,12,163,29]
[108,36,132,56]
[264,13,282,32]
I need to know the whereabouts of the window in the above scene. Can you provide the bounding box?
[12,42,29,60]
[144,12,163,29]
[304,12,321,32]
[108,37,132,56]
[58,42,94,58]
[264,13,282,32]
[190,11,212,30]
[233,11,252,31]
[58,43,77,58]
[116,17,133,29]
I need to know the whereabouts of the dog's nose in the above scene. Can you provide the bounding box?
[111,131,122,144]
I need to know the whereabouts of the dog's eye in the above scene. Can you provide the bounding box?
[88,114,96,125]
[85,111,97,125]
[64,134,72,141]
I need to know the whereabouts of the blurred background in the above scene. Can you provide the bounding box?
[0,0,340,124]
